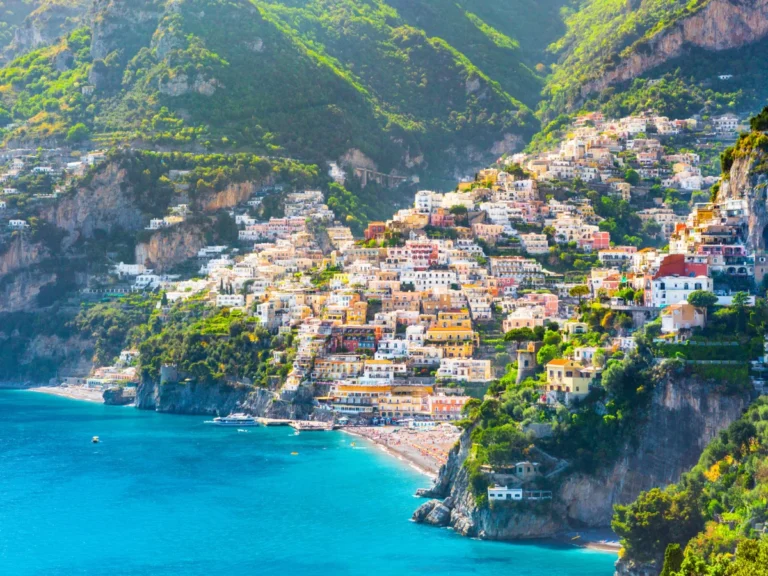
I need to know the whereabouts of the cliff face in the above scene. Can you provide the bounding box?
[41,162,145,242]
[6,0,89,61]
[135,223,208,273]
[580,0,768,98]
[414,376,749,540]
[0,235,48,277]
[203,181,258,212]
[135,377,319,419]
[0,270,58,313]
[716,144,768,253]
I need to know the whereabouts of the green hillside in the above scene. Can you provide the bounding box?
[1,0,767,174]
[0,0,565,174]
[542,0,714,118]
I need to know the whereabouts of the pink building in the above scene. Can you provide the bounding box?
[521,293,559,317]
[427,394,471,421]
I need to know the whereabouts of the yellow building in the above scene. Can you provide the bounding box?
[378,385,433,418]
[433,341,475,358]
[545,359,593,399]
[324,307,347,323]
[426,326,479,346]
[313,357,365,380]
[434,310,473,329]
[331,384,392,414]
[346,301,368,325]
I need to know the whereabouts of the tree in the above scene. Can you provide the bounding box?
[593,348,606,368]
[569,284,590,303]
[612,487,702,563]
[66,123,91,143]
[660,543,684,576]
[733,292,750,332]
[686,290,718,309]
[543,330,562,346]
[504,327,536,343]
[732,291,749,309]
[536,344,559,365]
[750,106,768,131]
[625,169,641,186]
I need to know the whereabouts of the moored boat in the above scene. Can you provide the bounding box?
[204,413,258,427]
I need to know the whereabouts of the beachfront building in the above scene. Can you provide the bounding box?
[427,394,471,420]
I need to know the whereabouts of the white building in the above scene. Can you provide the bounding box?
[519,233,549,255]
[713,113,739,134]
[488,486,523,501]
[7,219,28,229]
[216,294,246,308]
[399,270,457,291]
[650,275,712,307]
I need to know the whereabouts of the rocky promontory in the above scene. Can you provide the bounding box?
[413,374,750,541]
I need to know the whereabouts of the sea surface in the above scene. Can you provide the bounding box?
[0,391,615,575]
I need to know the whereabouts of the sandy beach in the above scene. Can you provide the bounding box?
[557,529,621,553]
[28,386,105,404]
[344,425,461,477]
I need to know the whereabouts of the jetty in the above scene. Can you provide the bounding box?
[255,418,337,431]
[289,421,337,432]
[256,418,291,426]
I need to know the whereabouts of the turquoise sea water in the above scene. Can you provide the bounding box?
[0,391,615,575]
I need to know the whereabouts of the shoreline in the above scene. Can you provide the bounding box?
[555,530,621,554]
[7,388,620,555]
[27,386,105,404]
[342,428,439,479]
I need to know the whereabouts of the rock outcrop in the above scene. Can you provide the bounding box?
[6,0,88,61]
[580,0,768,99]
[40,162,145,241]
[203,181,260,212]
[0,235,48,277]
[135,222,208,273]
[716,141,768,253]
[413,375,750,540]
[136,376,319,420]
[0,269,58,312]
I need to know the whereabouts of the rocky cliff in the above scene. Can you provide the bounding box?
[413,375,750,540]
[203,181,259,212]
[135,222,208,273]
[0,235,48,277]
[136,376,320,419]
[6,0,89,61]
[41,162,145,242]
[0,269,58,312]
[716,139,768,253]
[579,0,768,99]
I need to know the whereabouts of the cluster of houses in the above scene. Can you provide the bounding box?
[504,111,735,201]
[1,148,107,230]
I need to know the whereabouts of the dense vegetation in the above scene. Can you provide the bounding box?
[543,0,713,118]
[613,297,768,571]
[460,304,660,504]
[0,0,556,174]
[614,399,768,574]
[137,296,293,387]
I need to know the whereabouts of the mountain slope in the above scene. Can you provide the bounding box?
[0,0,552,175]
[542,0,768,120]
[0,0,89,63]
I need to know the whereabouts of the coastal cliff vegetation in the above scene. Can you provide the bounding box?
[613,398,768,575]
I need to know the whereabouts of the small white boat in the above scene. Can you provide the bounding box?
[92,436,100,444]
[237,429,249,433]
[204,413,258,427]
